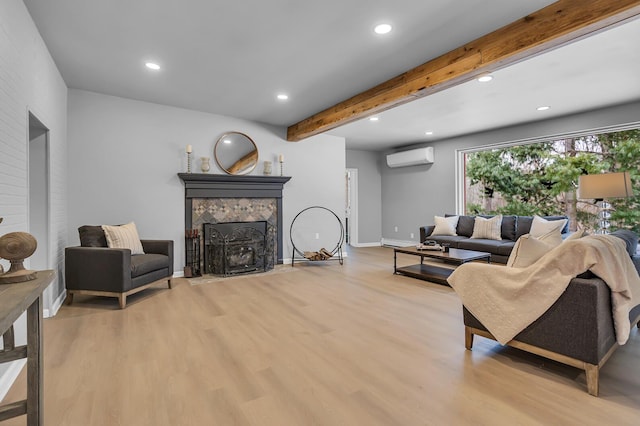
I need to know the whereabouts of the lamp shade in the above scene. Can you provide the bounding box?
[578,172,634,199]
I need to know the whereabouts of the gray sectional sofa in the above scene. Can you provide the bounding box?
[463,230,640,396]
[419,214,570,263]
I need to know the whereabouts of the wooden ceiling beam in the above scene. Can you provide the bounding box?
[286,0,640,142]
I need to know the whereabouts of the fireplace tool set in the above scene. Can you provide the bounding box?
[184,228,201,277]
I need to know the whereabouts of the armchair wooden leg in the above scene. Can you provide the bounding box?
[64,292,74,306]
[168,279,172,289]
[465,326,474,350]
[118,294,127,309]
[585,364,599,397]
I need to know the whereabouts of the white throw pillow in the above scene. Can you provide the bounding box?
[432,215,459,236]
[507,230,561,268]
[102,222,145,255]
[530,215,567,238]
[470,215,502,240]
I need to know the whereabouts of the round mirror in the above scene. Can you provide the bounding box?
[214,132,259,175]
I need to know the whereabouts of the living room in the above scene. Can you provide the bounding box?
[2,0,640,424]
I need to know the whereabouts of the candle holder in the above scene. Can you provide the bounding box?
[187,152,192,173]
[200,157,210,173]
[263,161,272,175]
[279,160,284,176]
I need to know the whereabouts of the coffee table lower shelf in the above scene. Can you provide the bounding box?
[393,246,491,286]
[395,264,453,285]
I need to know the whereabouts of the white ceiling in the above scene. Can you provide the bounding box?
[333,18,640,150]
[23,0,640,151]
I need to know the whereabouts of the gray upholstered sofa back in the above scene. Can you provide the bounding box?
[443,214,570,242]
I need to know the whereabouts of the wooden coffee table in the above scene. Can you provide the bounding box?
[393,246,490,285]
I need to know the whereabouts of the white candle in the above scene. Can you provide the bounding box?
[186,144,192,153]
[279,154,284,162]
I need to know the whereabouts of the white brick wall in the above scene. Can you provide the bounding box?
[0,0,68,398]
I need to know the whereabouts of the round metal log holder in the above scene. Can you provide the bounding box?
[290,206,344,267]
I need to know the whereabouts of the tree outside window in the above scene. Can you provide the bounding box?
[465,130,640,233]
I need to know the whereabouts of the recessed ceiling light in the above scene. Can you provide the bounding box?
[374,24,392,35]
[425,131,434,135]
[369,116,379,122]
[537,106,551,111]
[477,74,493,83]
[277,94,289,101]
[145,62,160,70]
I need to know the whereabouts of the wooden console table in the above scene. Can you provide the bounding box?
[0,270,54,426]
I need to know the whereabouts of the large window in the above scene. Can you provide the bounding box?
[462,129,640,233]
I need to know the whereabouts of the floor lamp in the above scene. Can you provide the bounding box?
[578,171,634,233]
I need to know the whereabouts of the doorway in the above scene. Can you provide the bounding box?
[28,112,50,272]
[345,168,358,246]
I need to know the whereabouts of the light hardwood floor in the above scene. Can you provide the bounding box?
[3,246,640,425]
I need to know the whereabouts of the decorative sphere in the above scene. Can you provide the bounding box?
[0,232,37,261]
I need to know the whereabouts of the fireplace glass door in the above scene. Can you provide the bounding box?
[204,221,271,276]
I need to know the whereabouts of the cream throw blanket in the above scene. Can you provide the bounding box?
[448,235,640,345]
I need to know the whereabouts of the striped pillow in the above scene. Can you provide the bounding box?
[102,222,145,255]
[470,215,503,240]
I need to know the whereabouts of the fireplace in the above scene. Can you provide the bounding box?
[178,174,291,274]
[204,221,274,275]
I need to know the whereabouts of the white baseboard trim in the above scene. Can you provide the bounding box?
[350,242,382,248]
[44,289,67,318]
[0,359,26,402]
[173,271,185,278]
[381,238,417,248]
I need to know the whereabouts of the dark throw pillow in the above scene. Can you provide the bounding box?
[446,214,475,237]
[78,225,108,247]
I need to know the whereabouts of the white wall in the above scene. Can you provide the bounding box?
[67,89,346,269]
[0,0,68,398]
[346,149,382,245]
[380,100,640,242]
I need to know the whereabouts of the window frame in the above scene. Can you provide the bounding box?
[454,122,640,215]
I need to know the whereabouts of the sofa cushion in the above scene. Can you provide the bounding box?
[610,229,639,256]
[446,214,475,237]
[516,215,569,240]
[78,225,108,247]
[471,215,502,240]
[458,238,505,253]
[478,214,517,241]
[495,241,517,256]
[507,230,562,268]
[530,215,568,240]
[130,253,170,278]
[545,215,570,234]
[102,222,145,255]
[432,215,459,236]
[501,215,517,241]
[516,216,533,239]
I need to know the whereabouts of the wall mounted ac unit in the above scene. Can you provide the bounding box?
[386,147,434,168]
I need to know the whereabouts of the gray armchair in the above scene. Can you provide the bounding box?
[65,226,173,308]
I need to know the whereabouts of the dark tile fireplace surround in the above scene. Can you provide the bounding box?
[178,174,291,272]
